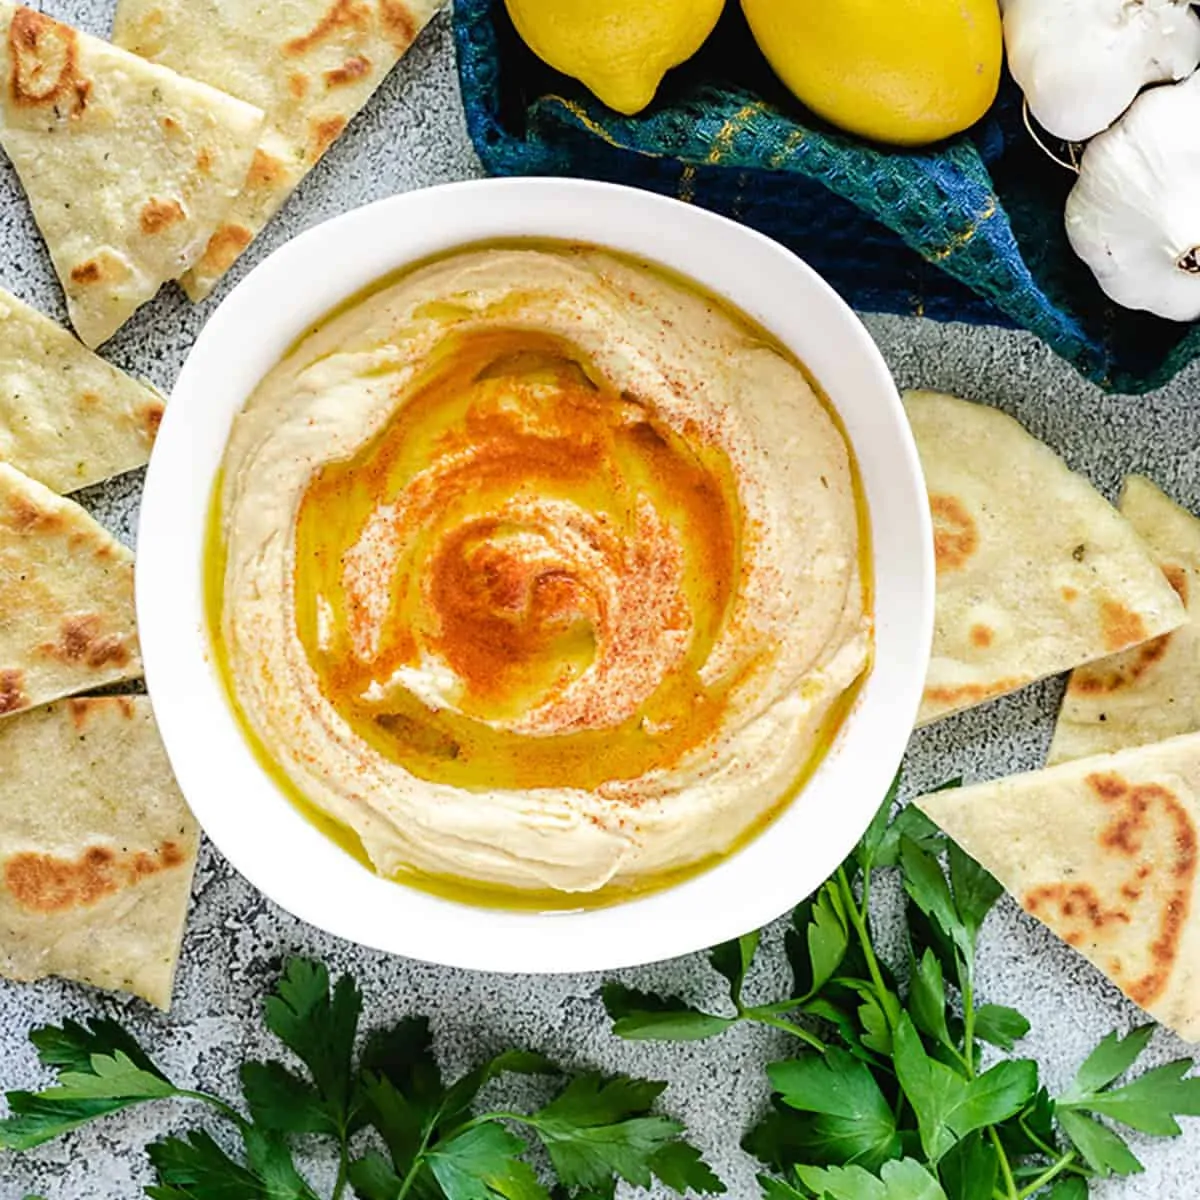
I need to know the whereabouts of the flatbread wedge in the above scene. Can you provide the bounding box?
[113,0,446,300]
[0,462,140,718]
[0,696,199,1008]
[1050,477,1200,764]
[0,286,164,493]
[915,732,1200,1041]
[905,390,1187,726]
[0,3,264,346]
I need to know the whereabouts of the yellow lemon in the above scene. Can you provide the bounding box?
[741,0,1003,146]
[505,0,726,116]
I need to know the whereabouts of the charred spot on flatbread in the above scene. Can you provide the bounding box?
[970,624,994,648]
[1068,634,1172,696]
[1022,771,1197,1009]
[285,0,372,56]
[930,493,978,574]
[7,8,90,117]
[140,399,165,440]
[5,486,57,531]
[4,840,188,913]
[194,223,254,278]
[0,668,26,714]
[1100,598,1149,653]
[923,676,1026,708]
[139,196,186,235]
[68,250,132,289]
[325,54,372,87]
[309,114,347,160]
[379,0,418,48]
[38,613,133,669]
[1165,563,1190,605]
[67,695,136,730]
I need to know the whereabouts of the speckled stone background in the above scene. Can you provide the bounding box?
[3,4,1200,1198]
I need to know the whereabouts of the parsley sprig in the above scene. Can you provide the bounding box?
[604,780,1200,1198]
[0,958,723,1200]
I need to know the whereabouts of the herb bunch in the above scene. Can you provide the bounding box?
[604,783,1200,1199]
[0,958,723,1200]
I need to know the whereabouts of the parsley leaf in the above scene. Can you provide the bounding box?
[426,1123,546,1200]
[1063,1058,1200,1136]
[892,1016,1037,1163]
[936,1131,996,1200]
[527,1074,711,1192]
[709,931,760,1003]
[261,959,361,1130]
[972,1006,1030,1053]
[907,950,953,1058]
[796,1158,949,1199]
[1055,1109,1143,1177]
[601,984,735,1042]
[766,1050,903,1170]
[145,1131,272,1200]
[1063,1026,1156,1098]
[0,1022,184,1151]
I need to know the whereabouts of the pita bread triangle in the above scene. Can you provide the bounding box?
[0,3,264,346]
[0,695,199,1008]
[0,285,165,493]
[904,391,1187,726]
[1050,477,1200,765]
[916,731,1200,1040]
[113,0,446,300]
[0,461,141,719]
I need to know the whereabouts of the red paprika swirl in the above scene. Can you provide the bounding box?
[212,246,872,903]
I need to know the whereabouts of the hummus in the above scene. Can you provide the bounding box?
[212,244,872,903]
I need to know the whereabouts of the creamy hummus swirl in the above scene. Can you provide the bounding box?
[215,246,872,899]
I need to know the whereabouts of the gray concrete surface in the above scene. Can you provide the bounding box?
[2,4,1200,1198]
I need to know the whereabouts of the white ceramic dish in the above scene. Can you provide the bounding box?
[138,177,933,974]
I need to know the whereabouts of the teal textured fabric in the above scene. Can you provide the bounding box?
[454,0,1200,395]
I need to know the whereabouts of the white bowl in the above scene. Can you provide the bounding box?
[138,178,933,974]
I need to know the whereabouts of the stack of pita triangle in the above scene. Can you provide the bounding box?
[113,0,446,299]
[0,696,198,1009]
[0,462,197,1007]
[917,476,1200,1039]
[917,731,1200,1040]
[0,286,165,493]
[905,391,1187,726]
[1050,477,1200,764]
[0,3,265,346]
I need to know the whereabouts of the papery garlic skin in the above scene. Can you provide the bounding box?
[1003,0,1200,141]
[1066,72,1200,321]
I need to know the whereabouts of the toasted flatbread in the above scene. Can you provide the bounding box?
[0,696,198,1008]
[0,3,264,346]
[0,286,164,493]
[916,732,1200,1040]
[0,462,140,718]
[1050,478,1200,764]
[113,0,446,300]
[905,391,1187,726]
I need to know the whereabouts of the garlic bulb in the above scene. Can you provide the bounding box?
[1002,0,1200,141]
[1066,72,1200,321]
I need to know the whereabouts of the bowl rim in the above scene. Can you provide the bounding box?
[137,176,933,974]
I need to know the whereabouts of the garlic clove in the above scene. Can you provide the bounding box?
[1002,0,1200,142]
[1066,72,1200,321]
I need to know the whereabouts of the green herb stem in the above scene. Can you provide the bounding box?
[331,1141,349,1200]
[961,977,977,1077]
[1014,1151,1079,1198]
[176,1089,246,1128]
[746,1012,828,1052]
[989,1126,1019,1200]
[836,868,895,1028]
